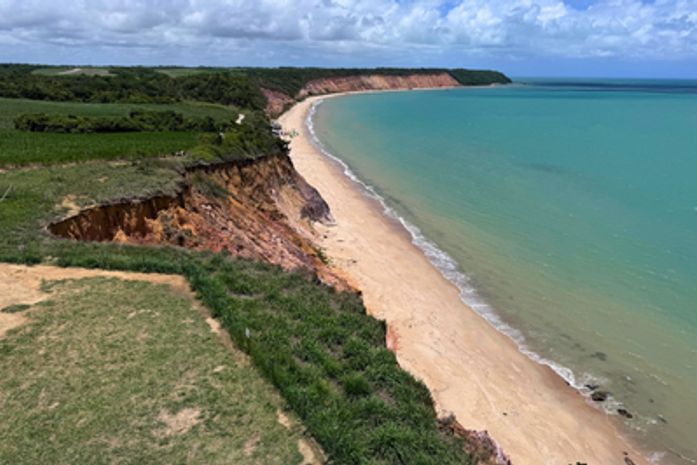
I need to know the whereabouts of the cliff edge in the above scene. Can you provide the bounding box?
[262,69,510,116]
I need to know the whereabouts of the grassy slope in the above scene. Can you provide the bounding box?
[0,277,306,465]
[0,98,241,167]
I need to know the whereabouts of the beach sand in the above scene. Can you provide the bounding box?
[279,93,652,465]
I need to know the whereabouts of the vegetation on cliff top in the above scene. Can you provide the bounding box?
[15,110,223,134]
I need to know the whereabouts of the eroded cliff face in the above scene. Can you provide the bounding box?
[438,414,512,465]
[298,72,459,98]
[49,153,346,289]
[264,73,460,116]
[262,87,295,117]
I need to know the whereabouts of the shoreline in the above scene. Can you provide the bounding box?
[279,90,655,465]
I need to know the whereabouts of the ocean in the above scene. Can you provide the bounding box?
[308,80,697,465]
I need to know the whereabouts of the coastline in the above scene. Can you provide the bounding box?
[279,91,654,465]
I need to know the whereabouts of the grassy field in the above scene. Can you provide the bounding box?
[0,98,241,167]
[0,276,308,464]
[155,68,222,78]
[0,130,200,167]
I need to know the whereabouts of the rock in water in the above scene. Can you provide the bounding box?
[591,391,609,402]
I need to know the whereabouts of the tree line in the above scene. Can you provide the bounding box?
[14,109,225,133]
[0,65,511,110]
[0,65,266,110]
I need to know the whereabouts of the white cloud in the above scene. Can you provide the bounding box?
[0,0,695,64]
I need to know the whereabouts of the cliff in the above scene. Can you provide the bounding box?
[261,87,296,116]
[264,72,459,116]
[262,69,511,116]
[48,153,347,290]
[297,72,459,97]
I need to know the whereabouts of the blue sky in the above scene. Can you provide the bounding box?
[1,0,696,78]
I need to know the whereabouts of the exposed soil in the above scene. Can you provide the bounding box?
[262,88,295,116]
[156,407,202,437]
[298,73,459,98]
[263,73,459,117]
[48,153,350,291]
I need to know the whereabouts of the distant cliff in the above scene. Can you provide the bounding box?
[297,72,459,97]
[260,68,511,116]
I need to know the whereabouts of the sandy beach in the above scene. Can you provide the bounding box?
[279,93,652,465]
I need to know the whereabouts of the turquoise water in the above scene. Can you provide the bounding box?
[310,81,697,465]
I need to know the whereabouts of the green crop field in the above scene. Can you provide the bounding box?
[0,98,239,129]
[0,129,199,166]
[0,98,242,167]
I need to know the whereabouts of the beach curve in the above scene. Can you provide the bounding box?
[279,92,653,465]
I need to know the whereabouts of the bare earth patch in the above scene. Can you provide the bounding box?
[276,409,293,429]
[58,194,84,218]
[0,312,28,339]
[0,263,191,307]
[297,438,323,465]
[276,409,325,465]
[156,407,202,437]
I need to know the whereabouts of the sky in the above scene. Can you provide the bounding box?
[1,0,696,78]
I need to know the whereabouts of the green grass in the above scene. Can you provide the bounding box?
[0,277,306,465]
[0,130,200,167]
[1,303,30,313]
[0,98,243,167]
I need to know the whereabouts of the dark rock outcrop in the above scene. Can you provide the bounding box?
[591,391,609,402]
[438,413,512,465]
